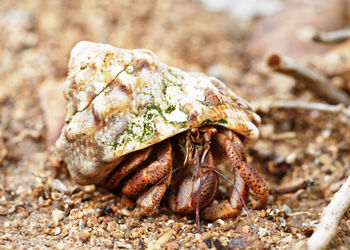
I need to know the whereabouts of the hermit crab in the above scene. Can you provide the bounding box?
[56,41,268,228]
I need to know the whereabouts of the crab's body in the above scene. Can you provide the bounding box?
[56,41,267,224]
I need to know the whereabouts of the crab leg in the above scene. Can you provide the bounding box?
[122,140,172,197]
[136,173,172,215]
[106,145,153,190]
[216,131,269,209]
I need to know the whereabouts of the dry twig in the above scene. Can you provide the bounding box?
[272,179,314,195]
[307,176,350,250]
[313,29,350,44]
[267,54,350,105]
[252,100,350,118]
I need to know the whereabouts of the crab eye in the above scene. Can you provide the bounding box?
[190,128,199,137]
[209,128,217,137]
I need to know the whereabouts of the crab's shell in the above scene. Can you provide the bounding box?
[56,41,261,185]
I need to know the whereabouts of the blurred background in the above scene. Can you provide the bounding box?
[1,0,350,248]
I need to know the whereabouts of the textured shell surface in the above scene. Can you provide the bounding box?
[56,41,261,184]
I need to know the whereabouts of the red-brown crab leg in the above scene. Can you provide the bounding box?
[121,140,172,215]
[136,173,172,215]
[216,130,269,209]
[106,145,153,190]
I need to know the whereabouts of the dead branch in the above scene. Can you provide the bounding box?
[307,176,350,250]
[251,100,350,118]
[313,29,350,44]
[267,54,350,105]
[272,179,314,195]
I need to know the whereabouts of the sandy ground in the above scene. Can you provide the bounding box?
[0,0,349,249]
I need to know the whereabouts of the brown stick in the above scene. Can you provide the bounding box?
[267,54,350,105]
[251,100,350,118]
[313,29,350,44]
[307,176,350,250]
[272,179,314,195]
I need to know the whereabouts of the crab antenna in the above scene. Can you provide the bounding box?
[203,165,254,226]
[195,176,204,234]
[192,145,203,182]
[194,152,203,233]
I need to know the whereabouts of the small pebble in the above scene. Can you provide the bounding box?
[83,185,95,193]
[322,129,331,138]
[81,195,92,202]
[97,228,105,236]
[165,219,174,226]
[51,179,68,193]
[149,231,172,249]
[282,204,292,214]
[212,239,224,250]
[104,204,113,214]
[281,235,293,243]
[12,220,18,228]
[64,209,71,217]
[186,219,194,224]
[286,152,297,164]
[119,208,131,216]
[242,225,250,234]
[259,210,266,218]
[64,197,73,205]
[80,232,91,243]
[203,238,212,248]
[78,219,85,231]
[56,242,65,250]
[54,227,61,235]
[247,236,255,243]
[51,191,63,201]
[139,239,146,249]
[217,219,225,225]
[52,209,64,226]
[258,228,269,237]
[279,217,287,227]
[229,237,249,248]
[4,221,10,228]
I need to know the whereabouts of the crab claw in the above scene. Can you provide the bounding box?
[169,152,218,215]
[169,170,218,214]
